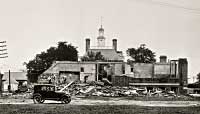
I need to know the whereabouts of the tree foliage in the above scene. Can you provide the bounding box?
[81,51,105,61]
[126,44,156,63]
[26,41,78,82]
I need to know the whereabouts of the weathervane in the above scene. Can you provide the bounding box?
[100,16,103,28]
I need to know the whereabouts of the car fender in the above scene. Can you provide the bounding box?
[60,94,71,100]
[33,93,42,98]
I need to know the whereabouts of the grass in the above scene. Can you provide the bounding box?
[80,95,200,101]
[0,104,200,114]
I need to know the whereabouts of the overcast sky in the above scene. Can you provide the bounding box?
[0,0,200,83]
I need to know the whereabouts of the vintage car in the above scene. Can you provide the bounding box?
[32,84,71,104]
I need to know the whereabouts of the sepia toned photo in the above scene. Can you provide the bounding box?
[0,0,200,114]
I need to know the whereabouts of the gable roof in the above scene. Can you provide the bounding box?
[88,49,124,61]
[2,72,27,81]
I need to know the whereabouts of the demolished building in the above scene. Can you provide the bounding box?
[38,25,188,94]
[38,57,187,93]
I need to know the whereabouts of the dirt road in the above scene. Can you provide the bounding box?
[0,97,200,107]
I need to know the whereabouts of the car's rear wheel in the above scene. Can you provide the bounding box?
[61,96,71,104]
[33,95,42,104]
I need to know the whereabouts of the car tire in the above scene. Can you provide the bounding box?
[40,99,45,103]
[33,95,42,104]
[61,96,71,104]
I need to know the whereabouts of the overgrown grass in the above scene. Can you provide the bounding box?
[0,104,200,114]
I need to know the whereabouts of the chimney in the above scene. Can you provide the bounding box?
[160,55,167,63]
[86,38,90,52]
[112,39,117,51]
[178,58,188,93]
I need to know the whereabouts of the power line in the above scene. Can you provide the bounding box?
[0,45,6,48]
[133,0,200,14]
[152,0,200,11]
[0,41,6,43]
[0,53,8,55]
[0,56,8,58]
[0,41,8,59]
[0,49,7,51]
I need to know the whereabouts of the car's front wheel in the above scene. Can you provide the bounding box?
[33,95,42,104]
[61,96,71,104]
[40,99,45,103]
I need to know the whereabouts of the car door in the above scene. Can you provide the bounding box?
[46,86,58,99]
[40,85,50,98]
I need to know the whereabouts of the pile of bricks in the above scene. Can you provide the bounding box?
[66,81,145,97]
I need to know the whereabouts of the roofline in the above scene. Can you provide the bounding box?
[54,61,174,65]
[55,61,124,64]
[88,48,115,50]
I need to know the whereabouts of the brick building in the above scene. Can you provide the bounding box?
[85,25,124,61]
[39,57,187,93]
[38,25,188,93]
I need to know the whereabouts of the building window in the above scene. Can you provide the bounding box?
[81,67,84,72]
[123,70,125,74]
[131,67,134,72]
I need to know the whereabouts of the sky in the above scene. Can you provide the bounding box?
[0,0,200,83]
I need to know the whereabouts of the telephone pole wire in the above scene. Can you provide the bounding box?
[0,41,8,95]
[0,41,8,58]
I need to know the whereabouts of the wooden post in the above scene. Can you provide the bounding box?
[96,63,99,81]
[8,70,11,92]
[0,73,2,96]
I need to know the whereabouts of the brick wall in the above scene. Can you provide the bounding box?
[125,63,153,78]
[114,63,123,75]
[178,59,188,87]
[154,64,170,75]
[39,62,97,84]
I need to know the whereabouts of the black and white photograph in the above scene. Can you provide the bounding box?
[0,0,200,114]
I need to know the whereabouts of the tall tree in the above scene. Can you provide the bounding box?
[126,44,156,63]
[26,41,78,82]
[81,51,105,61]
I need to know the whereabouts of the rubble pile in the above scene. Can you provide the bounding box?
[65,81,147,97]
[1,81,195,101]
[61,81,190,99]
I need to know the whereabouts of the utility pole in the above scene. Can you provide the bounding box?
[0,41,8,95]
[0,73,2,96]
[8,70,11,92]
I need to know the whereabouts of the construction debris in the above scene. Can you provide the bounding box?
[62,81,178,98]
[1,81,194,101]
